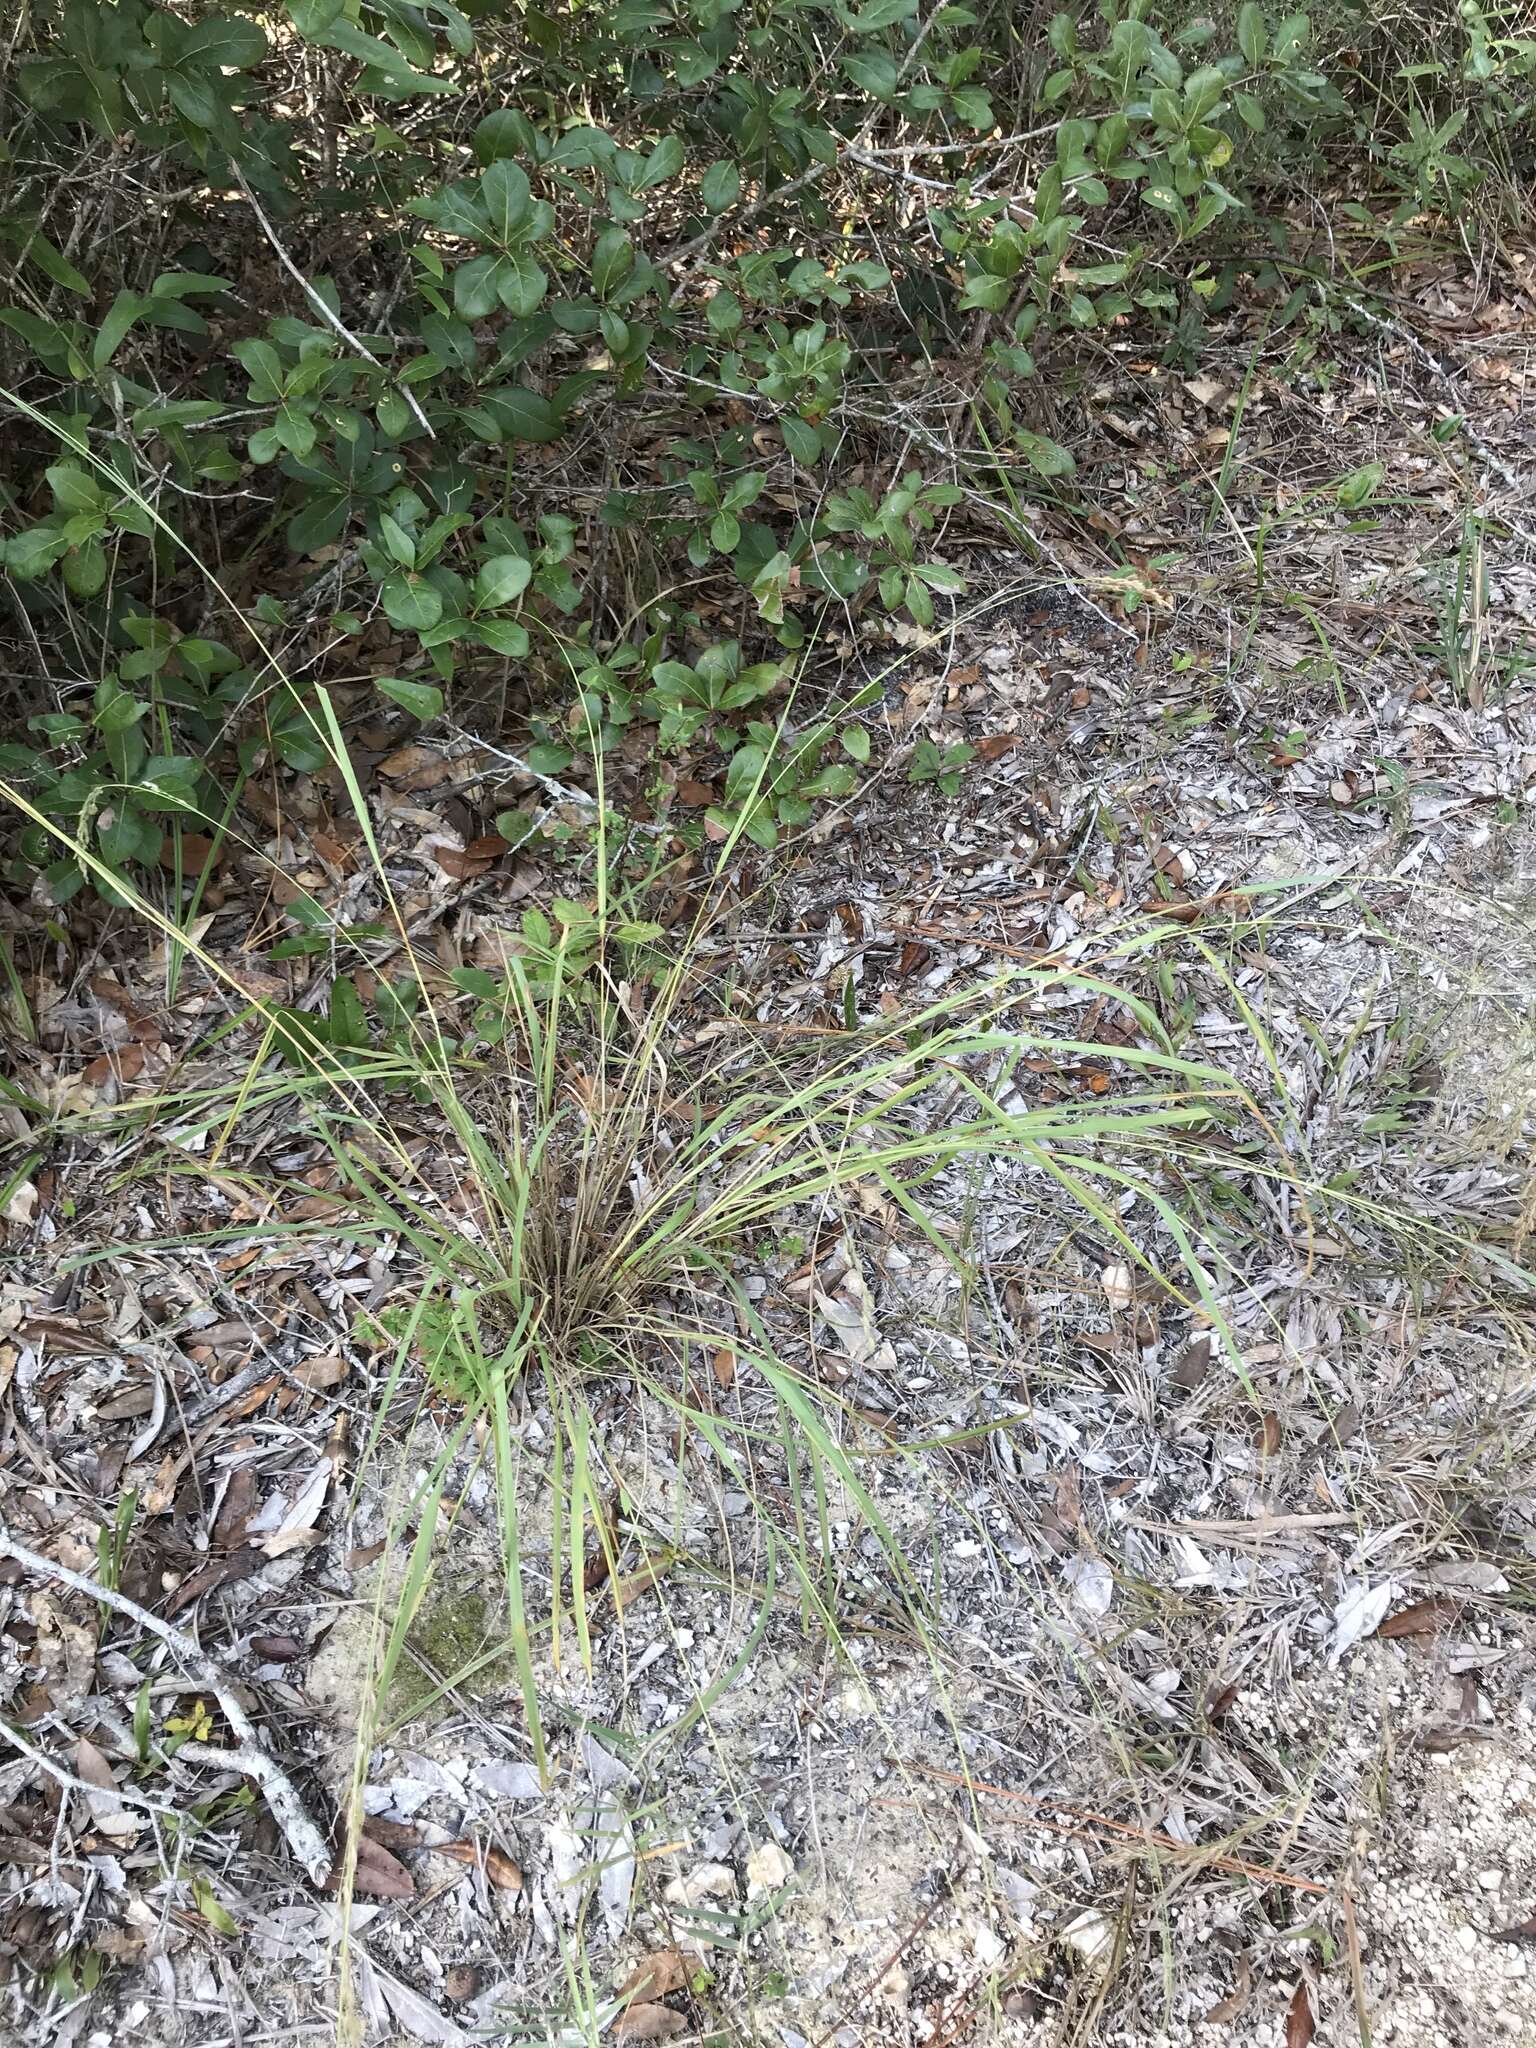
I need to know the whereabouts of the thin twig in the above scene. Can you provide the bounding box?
[844,147,953,195]
[0,1718,184,1820]
[229,163,435,441]
[672,5,970,273]
[808,1889,948,2048]
[857,124,1059,157]
[892,1757,1331,1894]
[443,722,669,834]
[669,159,831,272]
[0,1521,332,1884]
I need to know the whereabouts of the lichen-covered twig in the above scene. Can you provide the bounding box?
[0,1520,332,1884]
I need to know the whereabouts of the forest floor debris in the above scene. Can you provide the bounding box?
[2,285,1535,2047]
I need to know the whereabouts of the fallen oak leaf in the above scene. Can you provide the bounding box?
[250,1633,304,1661]
[1285,1979,1315,2048]
[612,1551,678,1611]
[291,1352,349,1392]
[363,1815,426,1852]
[81,1043,148,1091]
[1172,1332,1213,1389]
[437,1837,524,1890]
[74,1735,140,1843]
[379,743,458,790]
[1376,1597,1462,1639]
[330,1831,416,1900]
[163,1546,267,1619]
[1203,1954,1251,2023]
[617,1950,689,2004]
[437,834,509,880]
[613,2004,687,2042]
[212,1466,257,1549]
[159,832,222,876]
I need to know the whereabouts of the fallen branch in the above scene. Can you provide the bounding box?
[0,1520,332,1885]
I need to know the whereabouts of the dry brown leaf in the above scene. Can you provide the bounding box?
[711,1347,736,1390]
[14,1315,114,1355]
[437,834,509,880]
[163,1547,268,1622]
[143,1450,181,1515]
[213,1466,257,1548]
[1053,1465,1082,1531]
[250,1633,304,1661]
[613,1554,676,1611]
[1172,1333,1212,1389]
[438,1838,524,1891]
[74,1736,139,1842]
[675,779,715,806]
[364,1816,425,1851]
[1376,1597,1462,1640]
[292,1352,349,1391]
[612,2004,687,2041]
[617,1951,689,2004]
[159,832,222,875]
[1254,1412,1283,1456]
[309,827,357,868]
[81,1043,148,1091]
[1285,1979,1314,2048]
[1203,1955,1251,2024]
[341,1832,416,1900]
[379,743,456,790]
[95,1379,159,1421]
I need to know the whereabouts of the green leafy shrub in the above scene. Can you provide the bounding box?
[0,0,1523,900]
